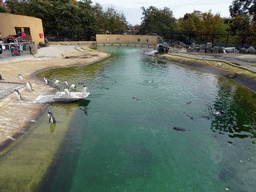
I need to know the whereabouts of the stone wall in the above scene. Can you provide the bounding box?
[0,13,44,45]
[96,34,158,46]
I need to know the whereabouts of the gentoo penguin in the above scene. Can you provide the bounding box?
[64,88,70,97]
[14,89,23,101]
[26,82,34,91]
[18,74,23,82]
[43,76,50,85]
[54,80,60,87]
[47,110,56,124]
[70,84,76,90]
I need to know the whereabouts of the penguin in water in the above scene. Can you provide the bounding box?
[26,82,34,91]
[0,74,4,80]
[18,74,23,82]
[47,110,56,124]
[14,89,23,101]
[43,76,50,85]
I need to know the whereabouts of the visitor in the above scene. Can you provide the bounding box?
[17,31,21,37]
[7,35,14,43]
[21,32,26,36]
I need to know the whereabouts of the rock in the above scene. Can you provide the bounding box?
[224,47,236,53]
[190,43,195,48]
[213,46,219,53]
[199,44,206,53]
[187,47,193,52]
[245,46,256,54]
[239,47,246,54]
[219,47,225,53]
[216,63,221,66]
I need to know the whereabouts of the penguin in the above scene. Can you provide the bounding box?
[64,80,69,88]
[0,74,3,80]
[47,110,56,124]
[14,89,23,101]
[64,88,70,97]
[43,76,50,85]
[70,84,76,90]
[18,74,23,82]
[54,80,60,87]
[26,82,34,91]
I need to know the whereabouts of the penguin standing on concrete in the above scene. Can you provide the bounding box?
[47,110,56,124]
[54,80,60,87]
[18,74,23,82]
[43,76,50,85]
[14,89,23,101]
[64,80,69,88]
[26,82,34,91]
[70,84,76,91]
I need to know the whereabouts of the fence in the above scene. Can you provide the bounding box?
[0,41,35,60]
[44,30,256,49]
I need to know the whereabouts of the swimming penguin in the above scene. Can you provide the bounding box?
[18,74,23,82]
[64,88,70,97]
[26,82,34,91]
[43,76,50,85]
[213,110,225,115]
[14,89,23,101]
[47,110,56,124]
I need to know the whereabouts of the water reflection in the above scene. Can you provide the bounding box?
[49,123,56,133]
[211,76,256,141]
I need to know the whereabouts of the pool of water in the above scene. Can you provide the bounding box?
[2,45,256,191]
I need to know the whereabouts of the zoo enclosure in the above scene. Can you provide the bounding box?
[44,30,256,49]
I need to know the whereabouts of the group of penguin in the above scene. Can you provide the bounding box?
[14,74,62,124]
[14,74,33,101]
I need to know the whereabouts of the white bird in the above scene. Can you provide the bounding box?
[64,80,69,88]
[14,89,23,101]
[26,82,33,91]
[43,76,50,85]
[18,74,23,82]
[54,80,60,86]
[64,88,70,97]
[47,110,56,124]
[70,84,76,90]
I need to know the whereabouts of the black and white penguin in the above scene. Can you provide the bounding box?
[47,110,56,124]
[26,82,34,91]
[18,74,23,82]
[14,89,23,101]
[43,76,50,85]
[70,84,76,90]
[54,80,60,87]
[0,74,3,80]
[64,88,70,97]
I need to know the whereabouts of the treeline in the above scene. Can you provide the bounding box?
[2,0,128,33]
[2,0,256,44]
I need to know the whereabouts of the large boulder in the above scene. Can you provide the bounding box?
[213,46,219,53]
[245,46,256,54]
[239,47,246,54]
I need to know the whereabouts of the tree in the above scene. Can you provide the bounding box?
[140,6,177,34]
[229,0,256,20]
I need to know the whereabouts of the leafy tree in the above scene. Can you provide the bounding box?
[229,0,256,19]
[178,11,201,33]
[140,6,177,34]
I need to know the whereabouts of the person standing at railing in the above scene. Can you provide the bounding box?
[17,31,21,37]
[21,32,26,36]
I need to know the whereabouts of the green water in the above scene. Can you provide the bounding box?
[39,46,256,192]
[1,45,256,191]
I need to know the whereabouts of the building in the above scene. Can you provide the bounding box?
[0,13,44,45]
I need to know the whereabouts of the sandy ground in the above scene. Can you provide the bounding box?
[0,42,109,151]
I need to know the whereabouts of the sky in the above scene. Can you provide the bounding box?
[92,0,234,26]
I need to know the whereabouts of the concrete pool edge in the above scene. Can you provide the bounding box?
[157,53,256,94]
[0,43,111,153]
